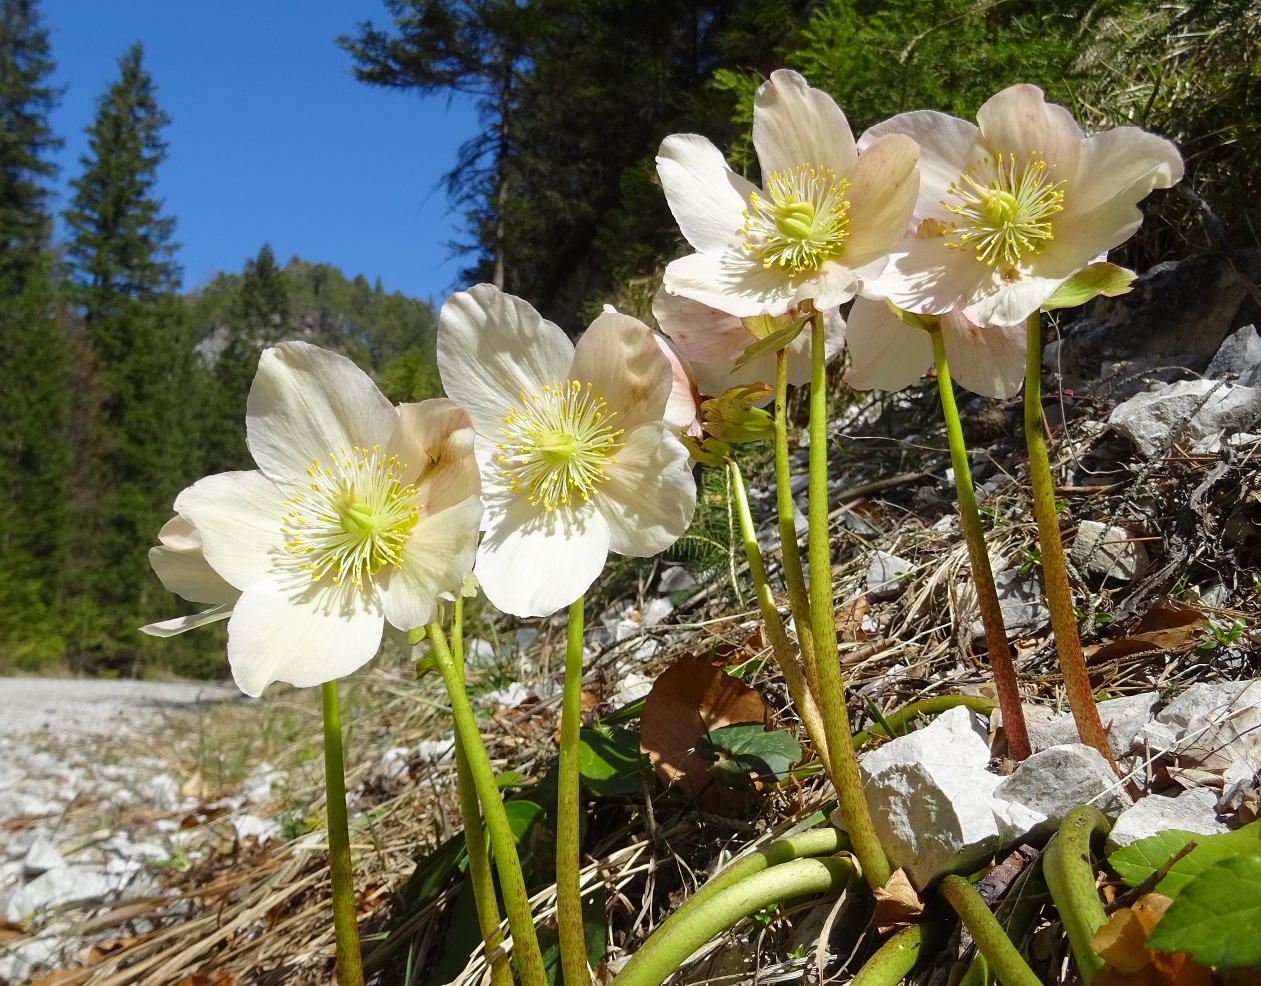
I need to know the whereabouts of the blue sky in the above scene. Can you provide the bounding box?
[44,0,482,304]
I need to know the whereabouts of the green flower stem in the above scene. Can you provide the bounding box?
[1023,314,1116,769]
[1043,805,1110,985]
[451,599,513,986]
[428,621,548,986]
[774,346,818,698]
[321,680,365,986]
[957,874,1045,986]
[850,694,997,751]
[850,918,950,986]
[729,459,832,774]
[930,326,1031,761]
[612,856,855,986]
[807,310,892,889]
[557,596,591,986]
[939,875,1043,986]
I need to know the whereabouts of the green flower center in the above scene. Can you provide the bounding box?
[943,150,1066,271]
[742,165,851,274]
[282,445,419,588]
[497,381,624,511]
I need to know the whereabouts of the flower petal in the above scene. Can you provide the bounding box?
[380,493,482,632]
[875,235,973,316]
[149,515,240,605]
[246,341,397,486]
[437,284,574,437]
[570,311,672,431]
[975,84,1082,177]
[652,333,703,435]
[141,603,234,638]
[940,310,1027,399]
[653,287,753,367]
[841,132,921,269]
[599,424,696,557]
[662,252,801,318]
[174,471,289,592]
[753,69,856,178]
[843,298,932,392]
[960,265,1069,327]
[392,399,482,513]
[859,110,976,220]
[227,578,384,697]
[475,495,610,618]
[657,134,758,255]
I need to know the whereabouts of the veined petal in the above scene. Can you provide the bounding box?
[976,84,1082,178]
[843,298,932,392]
[1063,127,1182,218]
[652,333,703,435]
[392,399,482,512]
[174,471,289,592]
[940,310,1027,399]
[859,110,977,219]
[876,236,972,316]
[657,134,758,255]
[227,578,384,697]
[801,261,860,310]
[753,69,857,178]
[663,252,800,318]
[653,287,755,367]
[149,515,239,605]
[247,341,397,486]
[570,311,672,431]
[141,603,235,638]
[437,284,574,438]
[599,424,696,557]
[476,495,610,618]
[842,133,921,269]
[380,493,482,632]
[961,265,1069,327]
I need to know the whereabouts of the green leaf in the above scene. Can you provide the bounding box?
[1108,820,1261,897]
[496,770,527,790]
[1040,263,1136,311]
[732,313,808,371]
[578,726,650,797]
[503,799,544,843]
[694,722,802,789]
[1146,855,1261,967]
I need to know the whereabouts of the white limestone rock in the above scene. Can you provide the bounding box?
[658,566,695,594]
[866,552,914,598]
[21,835,64,877]
[241,763,288,804]
[859,705,992,782]
[1109,379,1261,457]
[993,744,1131,839]
[1106,787,1227,853]
[1070,521,1149,582]
[1,865,111,921]
[1028,692,1159,758]
[1157,680,1261,735]
[232,814,281,844]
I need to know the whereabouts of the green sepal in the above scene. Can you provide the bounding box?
[734,312,810,370]
[700,383,774,444]
[680,434,732,467]
[884,299,938,331]
[414,650,438,680]
[1041,262,1136,311]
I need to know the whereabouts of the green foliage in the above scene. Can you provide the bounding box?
[1146,855,1261,968]
[379,346,443,403]
[577,726,649,798]
[694,722,802,789]
[1108,820,1261,897]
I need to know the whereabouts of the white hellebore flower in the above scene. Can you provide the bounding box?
[143,341,483,697]
[142,515,240,636]
[844,298,1027,399]
[862,84,1183,326]
[652,286,846,403]
[657,69,919,318]
[438,284,697,619]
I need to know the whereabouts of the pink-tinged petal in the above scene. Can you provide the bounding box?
[174,471,289,592]
[975,85,1082,177]
[437,284,574,438]
[876,236,974,316]
[141,603,234,638]
[657,134,758,255]
[599,425,696,557]
[246,341,397,486]
[940,310,1027,399]
[380,493,482,631]
[653,288,755,365]
[663,251,800,317]
[858,110,977,219]
[570,311,672,431]
[475,495,610,618]
[149,515,240,605]
[227,578,384,696]
[392,399,481,513]
[652,333,703,435]
[753,70,857,178]
[843,298,932,392]
[1064,127,1182,218]
[841,132,920,268]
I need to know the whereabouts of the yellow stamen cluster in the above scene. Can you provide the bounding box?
[742,165,851,274]
[496,380,623,511]
[282,445,419,589]
[943,150,1066,270]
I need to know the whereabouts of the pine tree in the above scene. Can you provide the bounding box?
[0,0,69,668]
[61,42,193,661]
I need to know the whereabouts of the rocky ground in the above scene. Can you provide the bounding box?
[3,251,1261,985]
